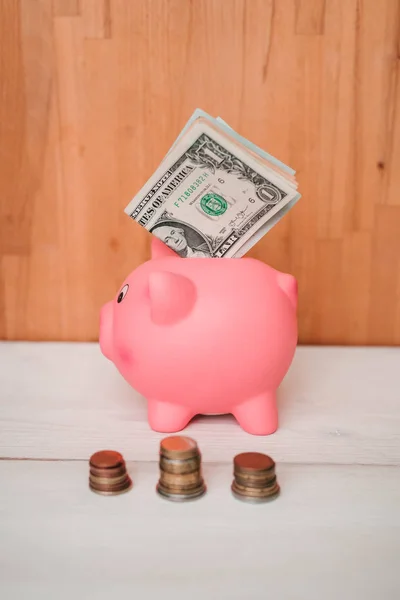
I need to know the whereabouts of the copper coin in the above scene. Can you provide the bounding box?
[90,465,127,478]
[159,479,204,492]
[233,452,274,473]
[160,481,204,493]
[160,436,198,459]
[89,477,132,493]
[234,468,275,480]
[232,479,279,496]
[89,473,129,486]
[89,476,131,490]
[90,450,124,470]
[160,469,201,485]
[90,482,132,497]
[159,456,201,474]
[235,474,277,489]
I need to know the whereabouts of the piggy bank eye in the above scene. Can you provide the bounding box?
[117,284,129,303]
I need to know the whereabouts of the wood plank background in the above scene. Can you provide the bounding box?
[0,0,399,344]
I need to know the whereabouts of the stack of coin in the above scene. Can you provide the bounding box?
[89,450,132,496]
[231,452,279,503]
[156,436,206,502]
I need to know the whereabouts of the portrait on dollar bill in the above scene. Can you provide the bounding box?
[150,219,212,258]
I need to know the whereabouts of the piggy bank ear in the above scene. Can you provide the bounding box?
[151,237,179,259]
[148,271,196,325]
[277,273,297,308]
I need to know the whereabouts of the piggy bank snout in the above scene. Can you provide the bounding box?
[99,301,114,361]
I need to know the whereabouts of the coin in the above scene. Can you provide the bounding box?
[89,473,129,486]
[159,455,201,474]
[234,452,274,473]
[231,483,280,504]
[231,452,279,503]
[156,482,206,502]
[157,436,206,502]
[89,478,132,494]
[90,483,132,497]
[90,450,124,470]
[232,479,279,496]
[159,479,205,493]
[90,464,127,478]
[234,474,277,489]
[89,450,132,496]
[160,470,202,487]
[160,436,199,460]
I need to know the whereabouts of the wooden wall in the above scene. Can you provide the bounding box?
[1,0,399,344]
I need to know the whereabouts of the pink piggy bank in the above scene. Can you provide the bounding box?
[100,238,297,435]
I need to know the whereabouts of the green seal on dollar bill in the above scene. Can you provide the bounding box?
[200,193,227,216]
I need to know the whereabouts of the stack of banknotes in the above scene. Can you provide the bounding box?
[124,109,300,258]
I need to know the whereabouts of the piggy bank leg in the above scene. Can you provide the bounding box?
[232,392,278,435]
[148,400,194,433]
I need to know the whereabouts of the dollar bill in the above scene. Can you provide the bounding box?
[166,108,296,177]
[124,111,300,258]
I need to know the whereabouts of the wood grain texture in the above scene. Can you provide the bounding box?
[295,0,326,35]
[0,0,400,343]
[52,0,80,16]
[1,342,399,464]
[82,0,111,38]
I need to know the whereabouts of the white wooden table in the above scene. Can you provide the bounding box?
[1,342,399,599]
